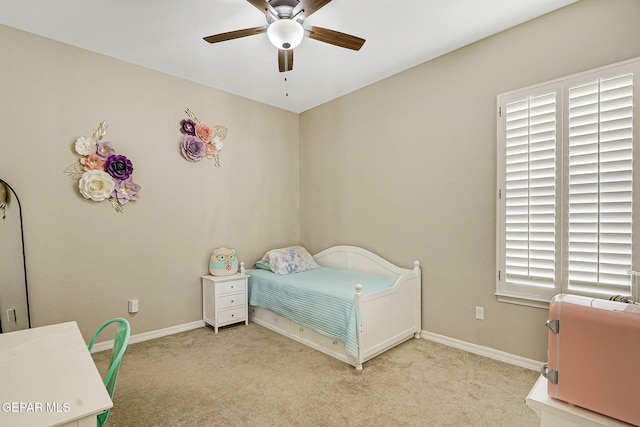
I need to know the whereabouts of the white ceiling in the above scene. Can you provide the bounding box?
[0,0,578,113]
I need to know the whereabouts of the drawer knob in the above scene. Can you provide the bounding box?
[333,340,337,345]
[299,328,304,332]
[231,300,234,303]
[231,314,235,317]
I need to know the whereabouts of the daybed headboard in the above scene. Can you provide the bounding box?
[313,245,416,278]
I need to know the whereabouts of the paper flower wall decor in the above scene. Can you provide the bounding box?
[179,108,228,167]
[64,122,141,213]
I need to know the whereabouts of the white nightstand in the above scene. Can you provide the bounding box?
[202,273,249,333]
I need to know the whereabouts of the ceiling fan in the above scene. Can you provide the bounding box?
[203,0,365,72]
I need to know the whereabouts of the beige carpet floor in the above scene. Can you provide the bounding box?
[92,323,540,426]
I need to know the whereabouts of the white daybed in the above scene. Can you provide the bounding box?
[248,245,421,370]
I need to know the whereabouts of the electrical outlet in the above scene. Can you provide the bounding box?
[128,299,139,313]
[475,306,484,320]
[6,308,16,323]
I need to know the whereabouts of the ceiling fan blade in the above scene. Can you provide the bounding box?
[307,26,365,51]
[278,49,294,72]
[203,26,267,44]
[293,0,333,20]
[245,0,276,16]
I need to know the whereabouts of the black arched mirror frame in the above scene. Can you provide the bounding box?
[0,178,30,332]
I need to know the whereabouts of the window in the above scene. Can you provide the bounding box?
[496,58,640,307]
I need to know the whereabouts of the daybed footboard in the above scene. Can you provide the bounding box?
[354,260,422,369]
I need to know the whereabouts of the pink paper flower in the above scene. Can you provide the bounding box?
[205,143,218,159]
[195,122,214,143]
[80,154,106,171]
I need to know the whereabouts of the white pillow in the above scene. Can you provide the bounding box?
[258,246,320,275]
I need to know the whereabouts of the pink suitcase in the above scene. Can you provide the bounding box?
[543,294,640,425]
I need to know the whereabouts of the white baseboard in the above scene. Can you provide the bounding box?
[90,320,205,353]
[90,321,543,372]
[421,330,543,372]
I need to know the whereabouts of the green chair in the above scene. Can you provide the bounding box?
[88,318,131,427]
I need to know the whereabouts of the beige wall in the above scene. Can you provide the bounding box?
[0,24,300,342]
[299,0,640,361]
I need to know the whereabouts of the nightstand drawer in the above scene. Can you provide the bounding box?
[217,293,245,309]
[218,306,245,324]
[215,279,246,295]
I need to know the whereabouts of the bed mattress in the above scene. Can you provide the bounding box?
[248,267,395,358]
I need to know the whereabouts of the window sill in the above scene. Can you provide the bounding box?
[495,292,551,309]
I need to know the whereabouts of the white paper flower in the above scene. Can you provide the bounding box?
[75,136,97,156]
[78,170,115,201]
[213,136,224,151]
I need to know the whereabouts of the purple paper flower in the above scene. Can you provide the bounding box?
[95,141,116,160]
[105,154,134,180]
[180,119,196,136]
[180,135,206,161]
[111,177,141,205]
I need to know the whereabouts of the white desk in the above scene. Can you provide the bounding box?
[0,321,112,427]
[525,375,632,427]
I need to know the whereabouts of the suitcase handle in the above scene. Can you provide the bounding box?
[540,363,558,384]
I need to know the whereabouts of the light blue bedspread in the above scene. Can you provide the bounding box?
[248,267,395,358]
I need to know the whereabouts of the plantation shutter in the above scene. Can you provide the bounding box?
[498,57,639,306]
[503,93,558,289]
[567,74,634,295]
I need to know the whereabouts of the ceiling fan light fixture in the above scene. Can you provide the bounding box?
[267,19,303,50]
